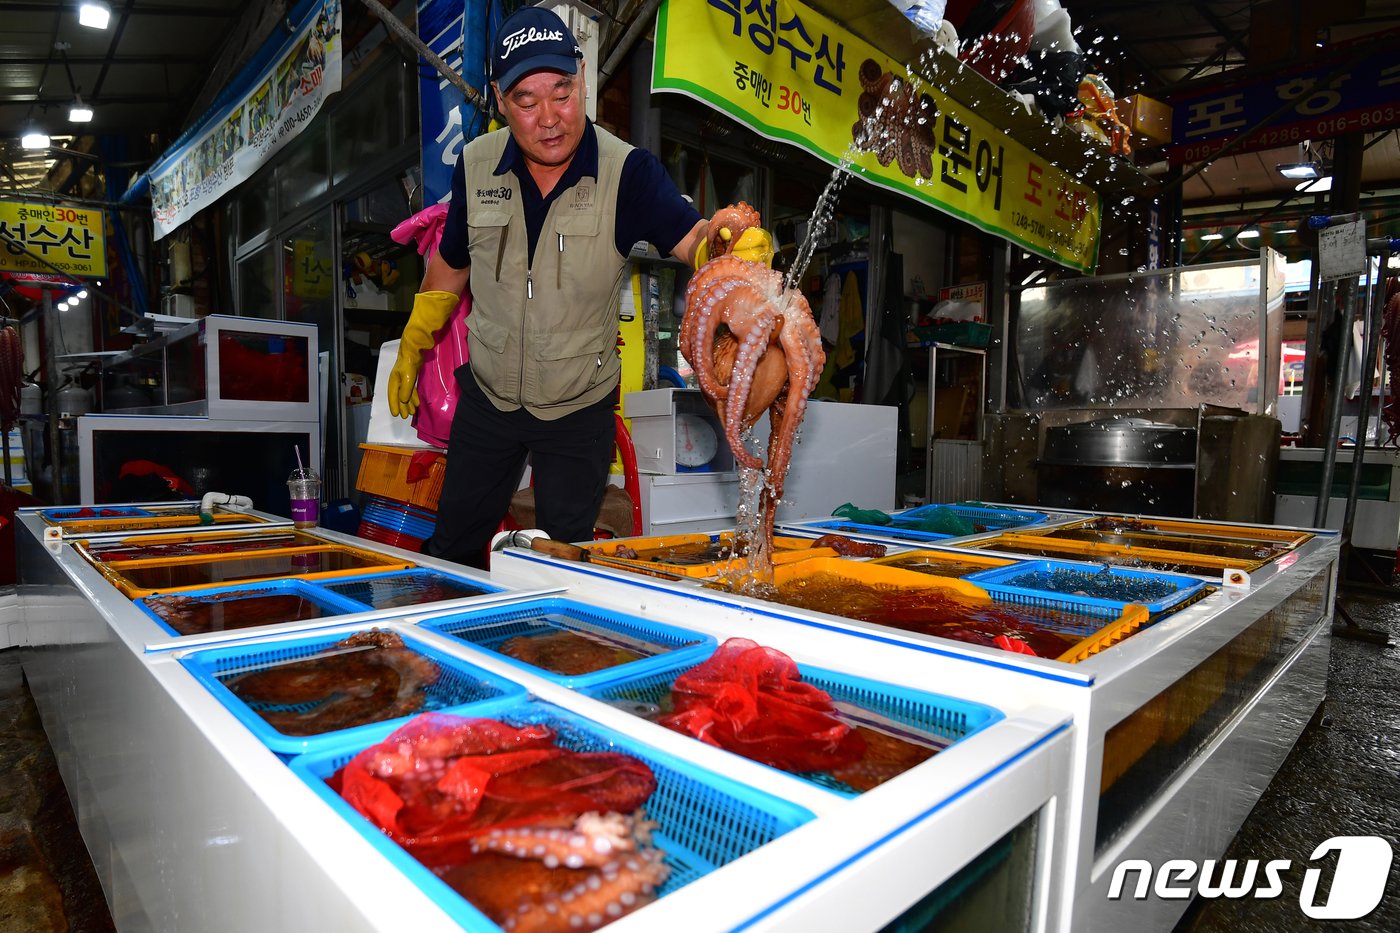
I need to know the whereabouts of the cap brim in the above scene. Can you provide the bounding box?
[495,55,580,93]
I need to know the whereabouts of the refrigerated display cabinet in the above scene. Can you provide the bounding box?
[490,512,1338,933]
[13,508,1076,932]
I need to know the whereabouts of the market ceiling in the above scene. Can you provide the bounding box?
[0,0,245,191]
[2,0,1399,242]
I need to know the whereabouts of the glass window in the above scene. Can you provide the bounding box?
[881,812,1040,931]
[237,170,274,246]
[277,116,330,213]
[331,64,404,186]
[236,245,277,318]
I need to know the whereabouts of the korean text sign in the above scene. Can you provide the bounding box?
[0,201,107,278]
[653,0,1101,272]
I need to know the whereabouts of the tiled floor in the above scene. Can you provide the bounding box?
[0,589,1395,932]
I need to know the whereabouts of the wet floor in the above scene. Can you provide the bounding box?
[1175,588,1400,933]
[0,589,1396,931]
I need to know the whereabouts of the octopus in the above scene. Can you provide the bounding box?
[145,592,331,636]
[850,58,936,181]
[681,202,826,555]
[438,819,669,933]
[809,534,887,558]
[498,629,646,676]
[339,715,668,933]
[226,629,440,735]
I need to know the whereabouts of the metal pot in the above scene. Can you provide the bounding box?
[1042,416,1196,468]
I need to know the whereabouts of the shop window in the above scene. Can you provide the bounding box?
[331,62,405,186]
[277,118,330,214]
[236,245,277,317]
[236,169,274,247]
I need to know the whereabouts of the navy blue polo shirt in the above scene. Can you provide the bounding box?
[438,122,700,269]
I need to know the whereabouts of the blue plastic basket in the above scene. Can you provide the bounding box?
[179,627,526,754]
[586,658,1003,797]
[895,503,1046,532]
[134,579,368,639]
[416,597,715,688]
[966,560,1208,615]
[42,505,154,521]
[287,701,814,931]
[314,569,502,611]
[359,494,438,540]
[801,518,953,542]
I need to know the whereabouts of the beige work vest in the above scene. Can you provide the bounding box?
[462,125,631,420]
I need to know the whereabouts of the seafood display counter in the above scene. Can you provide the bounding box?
[14,506,1078,932]
[490,512,1339,933]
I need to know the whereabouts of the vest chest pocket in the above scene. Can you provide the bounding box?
[530,327,618,406]
[468,210,511,281]
[553,211,602,290]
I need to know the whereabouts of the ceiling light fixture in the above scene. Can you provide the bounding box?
[1297,176,1333,193]
[1200,232,1225,241]
[21,127,50,149]
[1236,227,1261,240]
[78,2,111,29]
[1276,162,1321,180]
[69,96,93,122]
[1276,228,1296,234]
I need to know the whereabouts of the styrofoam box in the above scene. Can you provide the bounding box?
[624,387,736,474]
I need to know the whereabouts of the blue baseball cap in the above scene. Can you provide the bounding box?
[492,7,583,93]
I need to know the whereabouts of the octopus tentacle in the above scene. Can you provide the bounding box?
[501,849,670,933]
[470,812,641,870]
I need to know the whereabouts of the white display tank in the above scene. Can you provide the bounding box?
[489,513,1339,933]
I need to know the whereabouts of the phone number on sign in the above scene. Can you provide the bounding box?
[1174,106,1400,162]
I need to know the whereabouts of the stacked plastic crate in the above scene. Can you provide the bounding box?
[353,444,445,551]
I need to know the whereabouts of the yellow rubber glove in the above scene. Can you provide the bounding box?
[388,290,458,418]
[692,225,776,269]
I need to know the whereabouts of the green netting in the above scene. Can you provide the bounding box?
[832,502,893,525]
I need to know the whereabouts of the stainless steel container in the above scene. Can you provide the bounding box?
[1042,417,1197,467]
[1038,417,1198,516]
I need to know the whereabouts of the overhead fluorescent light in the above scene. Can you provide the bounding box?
[1236,227,1261,239]
[77,289,89,299]
[21,129,49,149]
[1276,161,1321,180]
[69,99,93,122]
[1276,228,1296,234]
[1297,176,1333,193]
[1200,232,1225,241]
[78,2,110,29]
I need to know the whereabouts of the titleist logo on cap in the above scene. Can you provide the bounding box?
[500,26,572,58]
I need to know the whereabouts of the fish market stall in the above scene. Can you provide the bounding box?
[490,512,1338,933]
[14,506,1078,932]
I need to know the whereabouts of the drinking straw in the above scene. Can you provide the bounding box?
[295,445,304,473]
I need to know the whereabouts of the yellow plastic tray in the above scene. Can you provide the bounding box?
[83,541,414,599]
[44,511,267,535]
[765,559,1150,664]
[1061,516,1312,549]
[965,533,1269,573]
[868,548,1017,576]
[768,556,995,602]
[584,533,837,578]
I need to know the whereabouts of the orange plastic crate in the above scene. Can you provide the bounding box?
[355,444,446,510]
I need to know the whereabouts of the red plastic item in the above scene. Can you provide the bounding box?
[335,714,655,867]
[658,638,865,773]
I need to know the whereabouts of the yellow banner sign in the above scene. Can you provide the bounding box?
[0,201,107,278]
[654,0,1100,272]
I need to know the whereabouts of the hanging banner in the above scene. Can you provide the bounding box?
[418,0,470,205]
[148,0,343,241]
[0,201,107,278]
[653,0,1100,272]
[1167,36,1400,165]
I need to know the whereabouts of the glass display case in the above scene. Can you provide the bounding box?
[100,315,318,422]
